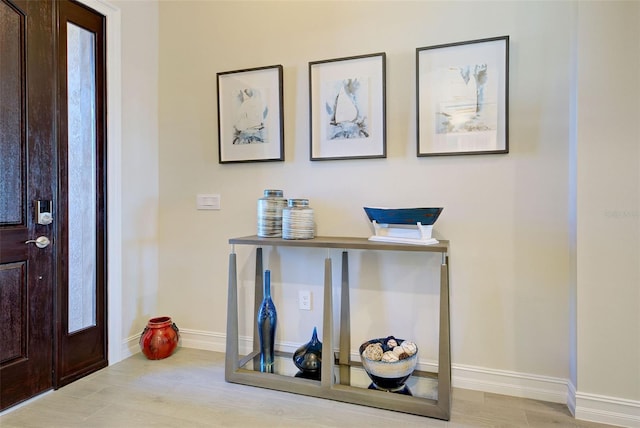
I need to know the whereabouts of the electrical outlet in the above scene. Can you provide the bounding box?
[299,290,311,310]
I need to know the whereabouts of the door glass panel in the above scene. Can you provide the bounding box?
[0,3,24,225]
[67,22,96,334]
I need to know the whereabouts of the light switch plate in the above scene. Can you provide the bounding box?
[197,194,221,210]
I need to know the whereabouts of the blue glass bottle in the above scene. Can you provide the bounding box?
[257,270,277,373]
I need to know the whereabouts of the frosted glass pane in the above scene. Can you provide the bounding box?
[67,22,96,334]
[0,3,24,224]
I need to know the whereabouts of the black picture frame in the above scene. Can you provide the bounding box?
[217,65,284,163]
[416,36,509,156]
[309,53,386,161]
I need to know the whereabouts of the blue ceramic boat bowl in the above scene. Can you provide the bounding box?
[363,207,443,226]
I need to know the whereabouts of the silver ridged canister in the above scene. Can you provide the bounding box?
[283,199,314,240]
[257,189,287,237]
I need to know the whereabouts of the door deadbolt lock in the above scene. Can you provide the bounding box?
[25,236,51,249]
[35,200,53,225]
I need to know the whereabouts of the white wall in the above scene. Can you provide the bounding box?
[157,0,572,379]
[93,0,639,425]
[575,0,640,422]
[111,0,160,345]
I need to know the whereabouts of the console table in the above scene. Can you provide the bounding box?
[225,235,451,420]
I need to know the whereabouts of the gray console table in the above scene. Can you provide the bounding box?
[225,235,451,420]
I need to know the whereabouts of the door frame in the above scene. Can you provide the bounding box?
[79,0,122,365]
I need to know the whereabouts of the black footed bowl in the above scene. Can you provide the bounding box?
[359,337,418,391]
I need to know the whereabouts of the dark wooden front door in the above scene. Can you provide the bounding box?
[0,0,107,410]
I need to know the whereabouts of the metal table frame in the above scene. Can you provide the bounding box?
[225,235,451,420]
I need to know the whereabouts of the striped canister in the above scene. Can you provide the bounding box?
[257,189,287,237]
[283,198,315,240]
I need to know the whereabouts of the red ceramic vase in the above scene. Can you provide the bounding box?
[139,316,179,360]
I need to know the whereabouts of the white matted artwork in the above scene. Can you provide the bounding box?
[417,36,509,156]
[309,53,386,160]
[217,65,284,163]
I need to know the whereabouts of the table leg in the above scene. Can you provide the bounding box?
[437,255,451,419]
[225,251,239,380]
[252,248,263,366]
[339,251,351,385]
[321,256,333,388]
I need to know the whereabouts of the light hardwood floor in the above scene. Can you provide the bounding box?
[0,348,614,427]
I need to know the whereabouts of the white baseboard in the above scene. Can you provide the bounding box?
[120,329,640,428]
[575,391,640,428]
[179,328,227,352]
[568,380,577,416]
[121,334,141,359]
[452,363,569,404]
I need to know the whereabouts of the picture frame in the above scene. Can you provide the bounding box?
[416,36,509,156]
[217,65,284,163]
[309,53,386,161]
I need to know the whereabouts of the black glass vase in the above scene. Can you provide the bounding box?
[293,326,322,380]
[257,270,277,373]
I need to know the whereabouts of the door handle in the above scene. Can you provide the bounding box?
[25,236,51,249]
